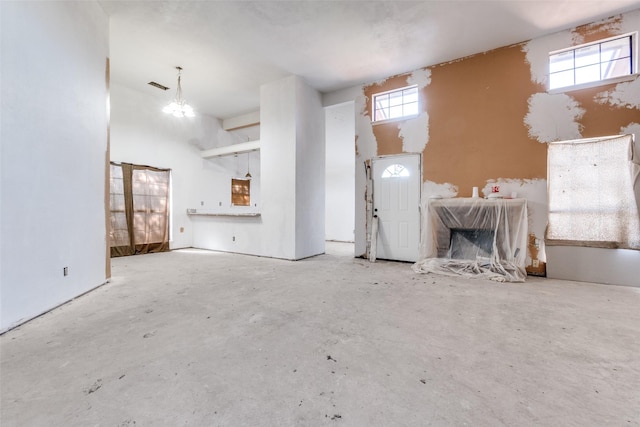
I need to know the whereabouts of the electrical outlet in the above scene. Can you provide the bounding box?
[232,236,236,242]
[63,267,69,276]
[532,259,539,268]
[201,201,204,206]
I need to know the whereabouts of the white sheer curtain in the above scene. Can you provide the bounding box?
[131,168,170,246]
[547,134,640,250]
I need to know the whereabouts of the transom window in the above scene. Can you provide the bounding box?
[372,85,419,122]
[381,164,410,178]
[549,33,636,90]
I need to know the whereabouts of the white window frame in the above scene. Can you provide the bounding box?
[548,32,638,93]
[371,85,419,124]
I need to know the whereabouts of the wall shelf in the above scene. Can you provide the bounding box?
[201,140,260,159]
[187,209,261,217]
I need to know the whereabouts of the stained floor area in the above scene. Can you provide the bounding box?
[2,243,639,426]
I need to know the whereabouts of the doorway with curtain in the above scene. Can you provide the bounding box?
[109,162,171,257]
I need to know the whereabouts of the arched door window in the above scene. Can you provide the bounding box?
[381,164,410,178]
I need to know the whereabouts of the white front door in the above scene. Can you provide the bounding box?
[372,154,421,262]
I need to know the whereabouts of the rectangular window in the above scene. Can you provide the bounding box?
[549,33,635,90]
[546,134,640,250]
[372,85,419,122]
[231,178,250,206]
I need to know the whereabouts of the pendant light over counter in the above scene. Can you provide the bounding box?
[245,152,252,179]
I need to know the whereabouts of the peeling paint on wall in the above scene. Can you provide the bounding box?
[580,17,624,42]
[406,68,431,89]
[522,31,576,86]
[525,93,585,142]
[354,90,377,257]
[523,12,638,88]
[354,94,378,162]
[400,69,432,153]
[618,9,640,35]
[594,77,640,109]
[399,112,429,153]
[421,181,458,199]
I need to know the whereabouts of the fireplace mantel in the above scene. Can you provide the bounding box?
[429,197,526,231]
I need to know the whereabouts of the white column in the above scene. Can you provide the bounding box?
[260,75,325,260]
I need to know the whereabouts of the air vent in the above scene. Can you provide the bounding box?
[148,81,169,91]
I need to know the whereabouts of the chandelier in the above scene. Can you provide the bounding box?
[162,66,195,118]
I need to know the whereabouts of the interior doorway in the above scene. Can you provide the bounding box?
[325,101,355,243]
[372,154,421,262]
[109,162,171,257]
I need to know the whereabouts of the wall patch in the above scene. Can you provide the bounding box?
[594,77,640,110]
[399,112,429,153]
[355,93,378,162]
[406,68,431,89]
[525,92,585,143]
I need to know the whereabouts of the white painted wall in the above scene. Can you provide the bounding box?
[109,83,243,250]
[193,75,325,260]
[0,1,109,332]
[325,102,355,242]
[323,85,365,255]
[294,76,326,259]
[547,247,640,287]
[258,76,298,258]
[111,84,216,249]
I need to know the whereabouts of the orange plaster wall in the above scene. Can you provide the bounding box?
[425,45,546,197]
[362,12,638,198]
[572,84,640,138]
[364,44,546,198]
[580,16,624,44]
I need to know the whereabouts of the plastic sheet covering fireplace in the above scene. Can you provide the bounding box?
[413,198,528,282]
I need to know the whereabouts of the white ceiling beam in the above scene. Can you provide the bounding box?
[201,140,260,159]
[222,111,260,131]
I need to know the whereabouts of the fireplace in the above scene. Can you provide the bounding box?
[413,198,528,282]
[449,228,495,259]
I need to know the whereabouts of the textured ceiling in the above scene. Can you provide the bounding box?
[99,0,640,119]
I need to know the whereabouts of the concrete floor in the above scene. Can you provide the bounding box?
[1,242,639,426]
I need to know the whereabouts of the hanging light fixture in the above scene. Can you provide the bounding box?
[162,66,195,118]
[245,152,252,179]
